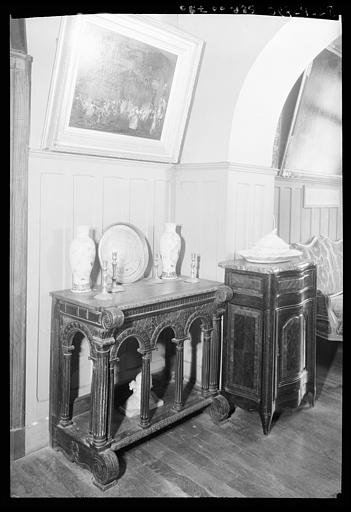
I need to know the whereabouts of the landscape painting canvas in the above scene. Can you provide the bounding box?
[42,14,204,162]
[69,21,178,140]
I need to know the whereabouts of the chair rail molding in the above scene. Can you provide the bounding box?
[276,171,342,187]
[175,160,278,176]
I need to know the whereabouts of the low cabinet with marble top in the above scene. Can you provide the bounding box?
[49,278,232,490]
[209,258,317,435]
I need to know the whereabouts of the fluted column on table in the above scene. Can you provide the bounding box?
[201,324,213,397]
[139,351,152,428]
[88,354,95,436]
[90,337,115,449]
[59,343,75,427]
[107,356,119,442]
[172,337,188,411]
[209,310,224,393]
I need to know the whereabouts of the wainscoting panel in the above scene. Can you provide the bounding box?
[252,184,266,245]
[227,164,276,258]
[274,177,342,244]
[37,173,66,403]
[174,165,228,281]
[277,185,292,244]
[234,182,250,251]
[73,175,97,233]
[102,177,130,230]
[175,162,276,281]
[26,150,173,453]
[328,208,338,241]
[300,200,312,244]
[130,179,152,242]
[153,179,173,256]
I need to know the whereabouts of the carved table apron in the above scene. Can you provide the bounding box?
[49,279,232,490]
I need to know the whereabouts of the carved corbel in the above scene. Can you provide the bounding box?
[101,306,124,331]
[214,285,233,305]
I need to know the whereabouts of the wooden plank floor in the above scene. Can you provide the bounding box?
[11,340,342,498]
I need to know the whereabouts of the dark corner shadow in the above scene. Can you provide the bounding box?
[184,321,201,402]
[183,332,198,402]
[176,224,185,276]
[70,331,84,417]
[90,229,100,287]
[315,337,341,399]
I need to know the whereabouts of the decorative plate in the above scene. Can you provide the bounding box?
[98,223,149,283]
[238,248,302,264]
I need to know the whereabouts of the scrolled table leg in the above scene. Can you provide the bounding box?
[208,394,235,424]
[91,449,120,490]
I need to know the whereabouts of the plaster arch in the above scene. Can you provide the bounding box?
[227,17,341,168]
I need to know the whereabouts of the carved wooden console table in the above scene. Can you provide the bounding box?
[49,279,232,490]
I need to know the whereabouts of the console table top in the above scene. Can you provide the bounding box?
[50,277,224,310]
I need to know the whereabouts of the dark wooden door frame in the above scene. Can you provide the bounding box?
[10,18,32,460]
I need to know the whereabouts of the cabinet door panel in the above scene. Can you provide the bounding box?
[275,299,313,385]
[225,304,262,399]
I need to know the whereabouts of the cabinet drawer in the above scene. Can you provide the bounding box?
[226,272,264,297]
[276,269,315,294]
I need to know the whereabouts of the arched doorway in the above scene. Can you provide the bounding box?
[227,17,341,167]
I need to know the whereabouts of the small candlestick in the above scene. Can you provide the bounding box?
[94,260,111,300]
[191,253,197,280]
[153,253,160,279]
[110,251,124,293]
[101,260,109,294]
[272,215,276,231]
[183,252,200,283]
[147,253,164,284]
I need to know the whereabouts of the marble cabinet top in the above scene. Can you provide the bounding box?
[218,257,315,274]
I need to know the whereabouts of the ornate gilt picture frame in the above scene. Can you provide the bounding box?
[42,14,204,163]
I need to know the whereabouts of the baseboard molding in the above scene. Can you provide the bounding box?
[24,417,49,455]
[10,428,26,460]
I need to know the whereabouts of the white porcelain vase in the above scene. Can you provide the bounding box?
[160,222,181,280]
[69,225,96,292]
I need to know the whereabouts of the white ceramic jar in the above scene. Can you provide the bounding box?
[69,225,96,292]
[160,222,181,280]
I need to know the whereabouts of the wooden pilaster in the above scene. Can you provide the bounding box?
[10,26,32,458]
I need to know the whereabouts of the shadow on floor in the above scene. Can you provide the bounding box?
[315,337,342,400]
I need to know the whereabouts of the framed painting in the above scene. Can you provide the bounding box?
[42,14,204,163]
